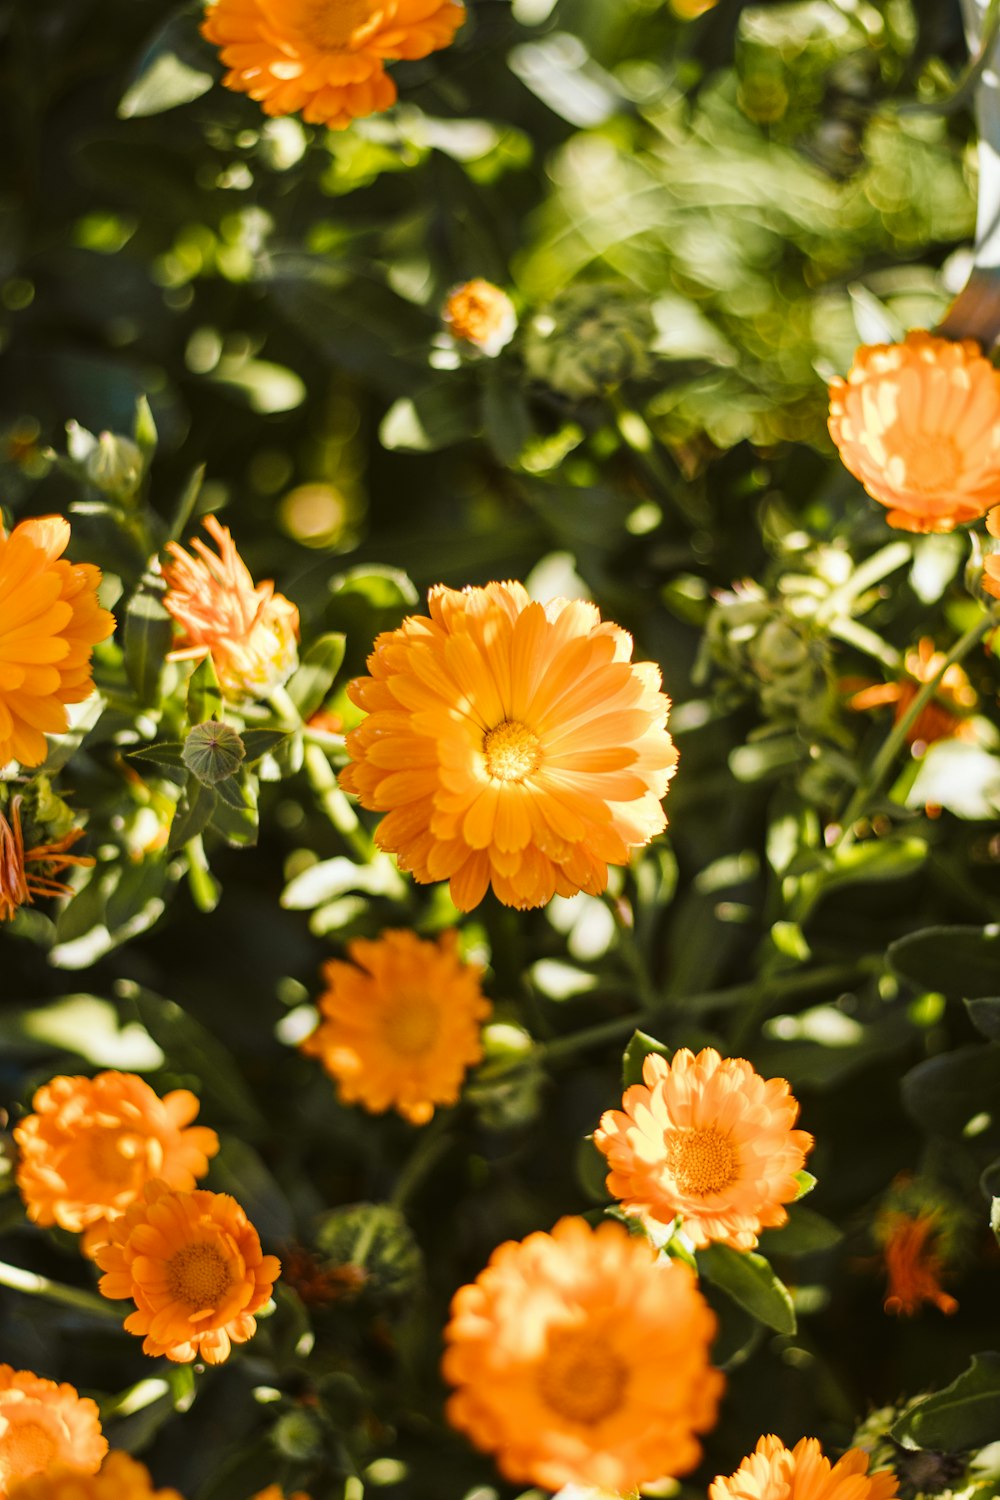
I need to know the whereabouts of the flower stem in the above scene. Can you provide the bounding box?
[0,1259,122,1320]
[303,743,371,861]
[388,1113,453,1211]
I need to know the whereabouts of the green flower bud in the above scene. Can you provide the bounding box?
[271,1407,325,1462]
[313,1203,423,1302]
[85,431,144,502]
[523,283,655,399]
[182,721,246,785]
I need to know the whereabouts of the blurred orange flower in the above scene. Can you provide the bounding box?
[14,1072,218,1257]
[0,795,94,923]
[844,637,978,752]
[594,1048,812,1251]
[95,1180,280,1363]
[984,506,1000,599]
[201,0,465,130]
[828,331,1000,532]
[0,516,115,769]
[341,580,677,910]
[251,1489,311,1500]
[877,1210,958,1317]
[9,1453,182,1500]
[162,516,299,701]
[710,1434,899,1500]
[0,1368,107,1498]
[443,1215,722,1492]
[301,929,490,1125]
[443,280,517,357]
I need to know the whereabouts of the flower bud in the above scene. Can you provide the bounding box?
[313,1203,423,1302]
[443,279,517,358]
[523,283,655,399]
[85,431,144,502]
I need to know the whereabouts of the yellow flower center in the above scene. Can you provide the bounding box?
[0,1421,58,1480]
[483,720,542,783]
[287,0,383,50]
[167,1242,234,1309]
[536,1327,627,1425]
[381,994,441,1056]
[663,1127,739,1198]
[889,431,962,493]
[88,1126,146,1187]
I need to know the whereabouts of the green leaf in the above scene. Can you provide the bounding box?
[124,579,174,707]
[118,12,215,119]
[167,778,217,855]
[208,1138,295,1243]
[621,1030,671,1089]
[793,1170,817,1199]
[380,383,479,452]
[966,996,1000,1042]
[166,465,206,544]
[210,777,259,848]
[891,1353,1000,1453]
[758,1202,842,1256]
[992,1197,1000,1247]
[182,722,246,785]
[697,1244,797,1334]
[901,1045,1000,1139]
[240,728,289,764]
[286,633,346,719]
[186,656,222,726]
[481,374,533,465]
[133,395,158,455]
[127,741,187,769]
[889,925,1000,1000]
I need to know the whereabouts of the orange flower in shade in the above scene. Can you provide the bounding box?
[593,1048,813,1251]
[94,1180,280,1364]
[0,796,94,923]
[14,1072,219,1258]
[983,505,1000,599]
[443,1215,723,1493]
[201,0,465,130]
[709,1435,899,1500]
[443,280,517,357]
[844,637,978,752]
[250,1489,311,1500]
[340,581,677,911]
[828,331,1000,532]
[300,929,490,1125]
[0,1368,107,1498]
[877,1211,958,1317]
[162,516,299,701]
[0,516,115,769]
[8,1453,182,1500]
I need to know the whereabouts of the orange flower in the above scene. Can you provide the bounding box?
[0,516,115,768]
[0,1367,107,1498]
[8,1453,182,1500]
[162,516,299,701]
[94,1180,280,1363]
[709,1434,899,1500]
[594,1048,813,1251]
[828,331,1000,532]
[983,505,1000,599]
[251,1489,311,1500]
[443,280,517,357]
[301,929,490,1125]
[340,581,677,911]
[877,1211,958,1317]
[0,795,94,923]
[844,637,978,751]
[201,0,465,130]
[14,1072,219,1257]
[443,1215,723,1493]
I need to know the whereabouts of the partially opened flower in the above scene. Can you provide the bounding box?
[9,1453,182,1500]
[162,516,299,700]
[95,1180,280,1363]
[443,1215,723,1493]
[340,581,677,910]
[443,280,517,357]
[14,1071,219,1258]
[0,795,94,923]
[844,637,978,752]
[201,0,465,130]
[0,515,115,769]
[710,1434,899,1500]
[594,1048,813,1251]
[828,331,1000,532]
[0,1368,107,1498]
[300,929,490,1125]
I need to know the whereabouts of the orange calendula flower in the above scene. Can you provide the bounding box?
[0,1368,107,1498]
[844,637,978,752]
[877,1210,959,1317]
[14,1071,219,1257]
[709,1434,899,1500]
[201,0,465,130]
[983,505,1000,599]
[593,1048,813,1251]
[301,929,490,1125]
[0,516,115,769]
[341,581,677,911]
[251,1489,311,1500]
[0,795,94,923]
[162,516,299,701]
[828,331,1000,532]
[9,1453,182,1500]
[443,280,517,357]
[94,1180,280,1364]
[443,1215,723,1493]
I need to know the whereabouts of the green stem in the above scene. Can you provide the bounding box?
[388,1113,453,1211]
[304,743,371,861]
[608,895,659,1011]
[0,1259,122,1320]
[268,683,302,731]
[607,391,701,527]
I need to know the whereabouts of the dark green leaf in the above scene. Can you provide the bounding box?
[966,996,1000,1041]
[380,383,480,452]
[166,464,206,543]
[286,633,346,719]
[208,1138,295,1243]
[697,1245,797,1334]
[758,1202,842,1256]
[124,580,173,707]
[889,925,1000,999]
[167,778,217,855]
[240,728,289,764]
[902,1045,1000,1138]
[481,373,533,465]
[128,741,187,769]
[891,1353,1000,1452]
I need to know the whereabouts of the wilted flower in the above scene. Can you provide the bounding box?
[0,1368,107,1498]
[844,637,978,752]
[9,1454,182,1500]
[594,1047,813,1250]
[875,1180,961,1318]
[162,516,299,700]
[95,1180,280,1363]
[0,515,115,768]
[443,1215,723,1492]
[341,580,677,910]
[523,283,656,399]
[443,280,517,357]
[202,0,465,130]
[710,1435,899,1500]
[828,331,1000,532]
[0,794,94,923]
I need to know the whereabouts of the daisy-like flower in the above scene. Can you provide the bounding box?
[709,1434,899,1500]
[340,581,677,911]
[14,1072,219,1258]
[162,516,299,700]
[0,516,115,769]
[593,1048,813,1251]
[843,637,978,752]
[0,1368,107,1498]
[9,1453,182,1500]
[0,795,94,923]
[983,506,1000,599]
[251,1489,311,1500]
[201,0,465,130]
[443,1215,723,1493]
[828,331,1000,532]
[443,280,517,357]
[94,1180,281,1364]
[300,929,490,1125]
